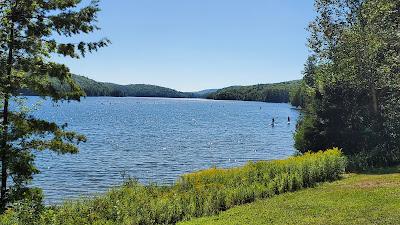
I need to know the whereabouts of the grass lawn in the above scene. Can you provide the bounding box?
[180,166,400,225]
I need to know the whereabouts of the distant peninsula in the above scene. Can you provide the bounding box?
[207,80,300,103]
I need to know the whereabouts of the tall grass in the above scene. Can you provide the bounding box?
[0,148,346,225]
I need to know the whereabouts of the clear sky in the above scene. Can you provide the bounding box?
[55,0,315,92]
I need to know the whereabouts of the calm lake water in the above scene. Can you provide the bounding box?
[25,97,299,204]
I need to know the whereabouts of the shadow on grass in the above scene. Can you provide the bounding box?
[358,165,400,175]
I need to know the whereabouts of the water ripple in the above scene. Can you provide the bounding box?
[27,97,299,204]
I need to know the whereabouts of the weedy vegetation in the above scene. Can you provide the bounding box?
[0,149,346,225]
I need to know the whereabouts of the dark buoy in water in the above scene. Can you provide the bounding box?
[288,116,291,124]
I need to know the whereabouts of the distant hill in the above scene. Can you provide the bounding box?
[190,89,219,98]
[20,74,299,102]
[72,75,191,98]
[207,80,301,103]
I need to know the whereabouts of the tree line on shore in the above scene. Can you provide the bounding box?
[69,75,193,98]
[20,74,196,98]
[207,81,300,103]
[22,74,302,101]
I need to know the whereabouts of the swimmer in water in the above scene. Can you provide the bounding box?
[272,118,275,126]
[288,116,291,124]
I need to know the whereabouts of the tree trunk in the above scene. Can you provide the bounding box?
[0,19,14,212]
[0,97,9,212]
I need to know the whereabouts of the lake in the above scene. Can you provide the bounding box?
[26,97,299,204]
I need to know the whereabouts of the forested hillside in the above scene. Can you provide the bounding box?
[23,75,300,101]
[207,81,301,103]
[72,75,192,98]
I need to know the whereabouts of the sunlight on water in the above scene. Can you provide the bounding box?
[26,97,299,204]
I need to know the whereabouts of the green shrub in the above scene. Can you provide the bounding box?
[0,148,346,225]
[347,149,400,172]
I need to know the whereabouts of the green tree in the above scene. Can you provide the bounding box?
[289,56,318,108]
[296,0,400,168]
[0,0,109,210]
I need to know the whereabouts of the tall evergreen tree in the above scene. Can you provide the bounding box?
[0,0,109,210]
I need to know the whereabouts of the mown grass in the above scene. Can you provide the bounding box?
[0,149,346,225]
[180,166,400,225]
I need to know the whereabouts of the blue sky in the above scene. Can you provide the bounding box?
[55,0,315,92]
